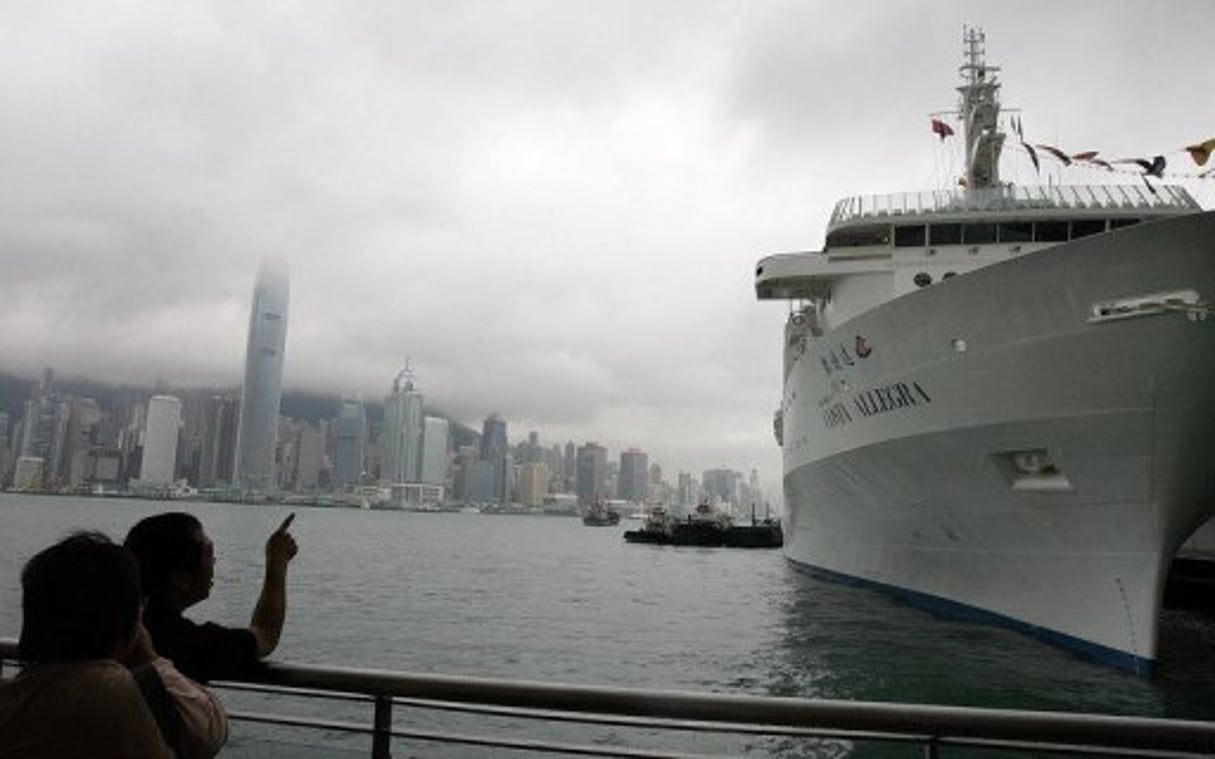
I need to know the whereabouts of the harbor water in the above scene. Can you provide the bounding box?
[2,494,1214,756]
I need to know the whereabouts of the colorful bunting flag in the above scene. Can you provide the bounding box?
[931,118,955,141]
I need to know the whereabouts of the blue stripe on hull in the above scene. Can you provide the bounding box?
[785,556,1155,677]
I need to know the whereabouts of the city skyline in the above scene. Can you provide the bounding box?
[0,365,770,509]
[3,3,1212,483]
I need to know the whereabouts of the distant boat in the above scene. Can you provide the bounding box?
[582,500,621,526]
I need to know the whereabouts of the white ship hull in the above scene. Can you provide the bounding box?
[780,212,1215,672]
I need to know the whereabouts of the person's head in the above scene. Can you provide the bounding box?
[124,512,215,610]
[19,531,143,664]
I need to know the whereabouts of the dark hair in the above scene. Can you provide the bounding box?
[123,512,205,600]
[19,531,142,663]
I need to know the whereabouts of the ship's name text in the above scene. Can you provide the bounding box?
[821,381,932,429]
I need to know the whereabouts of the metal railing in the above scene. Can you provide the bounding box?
[3,638,1214,758]
[828,184,1200,228]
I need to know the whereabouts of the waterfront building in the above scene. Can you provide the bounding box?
[480,413,509,503]
[702,467,740,507]
[18,368,72,488]
[563,441,576,491]
[517,462,550,507]
[381,366,424,485]
[13,456,44,491]
[618,448,648,503]
[677,472,696,508]
[332,397,366,488]
[420,416,450,487]
[575,442,608,504]
[199,395,240,488]
[461,458,496,504]
[234,261,290,492]
[293,424,324,491]
[139,395,181,486]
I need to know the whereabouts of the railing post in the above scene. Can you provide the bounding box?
[372,694,392,759]
[922,736,939,759]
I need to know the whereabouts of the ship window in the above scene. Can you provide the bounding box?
[928,223,962,245]
[1110,217,1141,230]
[913,272,932,287]
[962,223,997,244]
[998,221,1032,243]
[1034,221,1069,242]
[826,224,891,248]
[894,225,926,247]
[1070,219,1105,238]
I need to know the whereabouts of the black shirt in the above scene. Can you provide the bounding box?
[143,605,259,683]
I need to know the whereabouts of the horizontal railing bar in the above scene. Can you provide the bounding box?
[215,680,373,704]
[227,709,369,735]
[231,708,723,759]
[247,660,1215,753]
[4,639,1213,756]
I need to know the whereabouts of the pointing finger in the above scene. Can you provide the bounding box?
[277,513,296,533]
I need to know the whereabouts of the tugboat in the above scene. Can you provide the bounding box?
[582,499,621,526]
[723,504,784,548]
[623,506,674,544]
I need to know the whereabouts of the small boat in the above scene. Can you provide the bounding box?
[624,507,674,544]
[582,500,621,526]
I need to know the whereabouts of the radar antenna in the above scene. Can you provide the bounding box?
[958,26,1005,189]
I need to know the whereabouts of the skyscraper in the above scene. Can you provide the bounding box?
[140,395,181,486]
[332,397,366,488]
[234,262,289,492]
[575,442,607,504]
[381,366,424,484]
[618,448,648,503]
[420,415,450,486]
[480,413,509,503]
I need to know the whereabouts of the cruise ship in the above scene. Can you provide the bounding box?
[755,28,1215,673]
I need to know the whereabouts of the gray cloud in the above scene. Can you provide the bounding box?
[3,0,1213,485]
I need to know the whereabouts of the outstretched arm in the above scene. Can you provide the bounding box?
[249,513,298,657]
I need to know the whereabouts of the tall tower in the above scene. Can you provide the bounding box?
[480,413,509,503]
[332,397,366,488]
[234,261,289,492]
[575,442,607,504]
[420,415,450,486]
[618,448,648,503]
[140,395,181,486]
[381,365,425,484]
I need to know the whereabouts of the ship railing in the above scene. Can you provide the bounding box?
[829,184,1199,228]
[3,639,1214,758]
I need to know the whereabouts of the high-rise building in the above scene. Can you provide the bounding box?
[575,442,607,503]
[234,261,289,492]
[618,448,648,503]
[140,395,181,486]
[420,416,449,486]
[702,467,740,506]
[18,368,71,487]
[199,395,240,487]
[332,397,366,488]
[293,424,324,491]
[480,413,509,503]
[381,366,424,484]
[517,462,550,507]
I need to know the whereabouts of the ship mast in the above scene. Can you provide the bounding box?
[958,27,1005,189]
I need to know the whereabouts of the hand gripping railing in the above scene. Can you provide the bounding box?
[3,638,1214,758]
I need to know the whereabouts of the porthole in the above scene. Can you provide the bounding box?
[914,272,932,287]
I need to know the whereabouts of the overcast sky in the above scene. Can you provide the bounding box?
[3,1,1212,488]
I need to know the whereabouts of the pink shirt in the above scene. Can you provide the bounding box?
[0,659,174,759]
